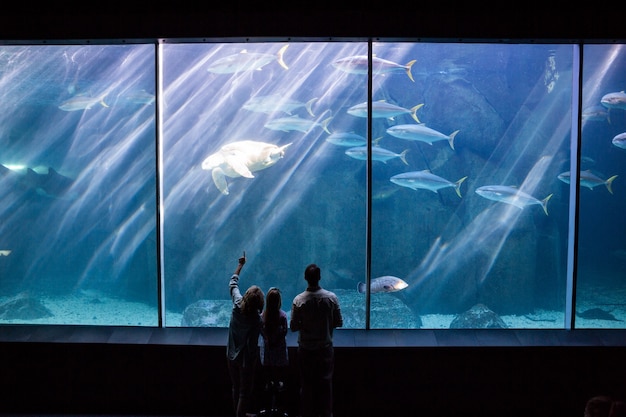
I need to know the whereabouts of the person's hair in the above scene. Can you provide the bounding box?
[241,285,264,315]
[263,287,282,327]
[304,263,321,284]
[585,395,616,417]
[610,400,626,417]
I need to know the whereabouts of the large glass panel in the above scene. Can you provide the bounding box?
[576,44,626,328]
[0,44,158,325]
[161,42,367,327]
[370,42,573,328]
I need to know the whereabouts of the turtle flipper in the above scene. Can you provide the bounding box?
[212,167,229,195]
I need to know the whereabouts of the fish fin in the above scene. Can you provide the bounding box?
[410,103,424,123]
[455,176,468,198]
[211,168,229,195]
[400,150,409,166]
[405,60,417,82]
[305,97,318,117]
[321,116,333,134]
[541,194,553,216]
[606,175,618,194]
[448,130,460,150]
[277,44,289,70]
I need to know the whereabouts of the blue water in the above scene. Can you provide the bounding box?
[0,42,624,328]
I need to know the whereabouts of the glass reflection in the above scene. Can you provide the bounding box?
[0,44,158,325]
[575,45,626,329]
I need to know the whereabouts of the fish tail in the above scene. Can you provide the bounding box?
[357,282,366,293]
[305,97,318,117]
[541,193,553,216]
[454,176,468,198]
[448,130,460,150]
[405,59,417,82]
[605,175,618,194]
[100,95,109,108]
[410,103,424,123]
[400,149,409,166]
[321,116,333,134]
[277,44,289,70]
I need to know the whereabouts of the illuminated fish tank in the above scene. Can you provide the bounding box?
[0,40,625,330]
[0,44,158,325]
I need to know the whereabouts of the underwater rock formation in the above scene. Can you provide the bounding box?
[181,299,231,327]
[449,303,508,329]
[0,293,54,320]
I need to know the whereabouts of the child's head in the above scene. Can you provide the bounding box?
[265,287,282,312]
[241,285,264,315]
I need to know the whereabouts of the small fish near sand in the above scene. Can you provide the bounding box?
[357,276,409,294]
[576,308,622,321]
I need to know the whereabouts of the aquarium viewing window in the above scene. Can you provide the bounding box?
[0,39,625,333]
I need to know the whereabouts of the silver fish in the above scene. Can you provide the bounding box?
[264,114,332,134]
[357,276,409,294]
[332,55,417,82]
[582,105,609,123]
[242,94,317,117]
[122,89,155,105]
[58,94,109,111]
[345,145,408,165]
[347,101,422,123]
[372,184,400,201]
[325,132,367,147]
[475,185,553,215]
[612,132,626,150]
[201,140,291,195]
[207,44,289,74]
[557,170,618,194]
[386,124,460,150]
[601,91,626,110]
[390,170,468,198]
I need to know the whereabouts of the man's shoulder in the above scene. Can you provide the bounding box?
[320,288,339,298]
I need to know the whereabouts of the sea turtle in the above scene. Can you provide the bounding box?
[201,140,292,195]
